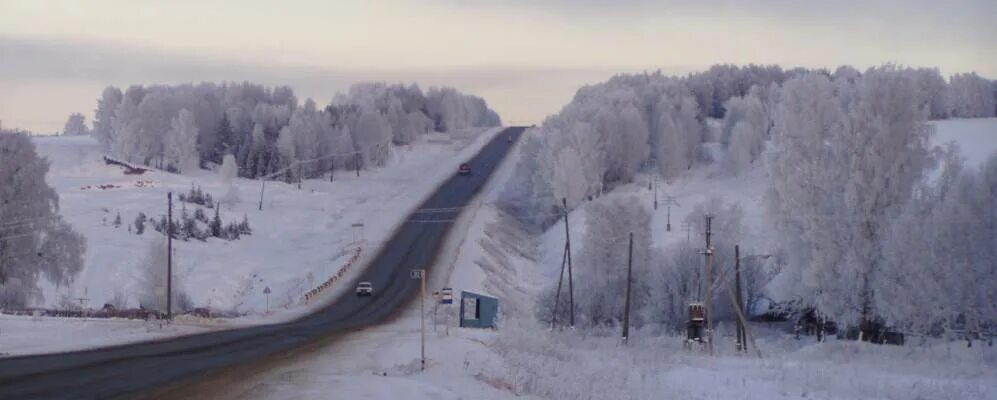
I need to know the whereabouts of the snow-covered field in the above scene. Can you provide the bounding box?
[0,127,501,356]
[3,119,994,398]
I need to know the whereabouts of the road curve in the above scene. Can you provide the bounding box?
[0,126,527,400]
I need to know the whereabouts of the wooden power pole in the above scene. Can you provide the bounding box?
[704,214,714,355]
[563,198,575,328]
[166,192,173,320]
[735,244,746,352]
[622,232,634,344]
[551,243,568,329]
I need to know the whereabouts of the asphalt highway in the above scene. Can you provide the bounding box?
[0,126,526,399]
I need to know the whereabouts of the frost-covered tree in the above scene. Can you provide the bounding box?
[655,83,702,179]
[907,67,949,119]
[879,149,997,334]
[349,108,392,167]
[62,113,89,136]
[93,86,123,148]
[768,68,932,325]
[219,154,238,183]
[0,132,86,307]
[92,81,498,180]
[165,108,200,173]
[721,91,767,174]
[947,72,996,118]
[135,238,190,312]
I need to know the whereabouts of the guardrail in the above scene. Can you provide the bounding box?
[303,243,364,303]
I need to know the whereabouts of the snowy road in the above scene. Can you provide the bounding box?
[0,127,527,400]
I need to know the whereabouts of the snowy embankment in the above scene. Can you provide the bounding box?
[489,117,997,399]
[0,127,501,357]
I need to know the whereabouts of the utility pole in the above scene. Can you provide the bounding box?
[166,192,173,320]
[258,178,265,211]
[652,175,658,210]
[734,244,746,352]
[563,198,575,328]
[682,222,692,245]
[551,243,568,329]
[663,196,680,232]
[704,214,713,355]
[622,232,634,344]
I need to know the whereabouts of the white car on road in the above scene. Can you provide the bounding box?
[356,282,374,296]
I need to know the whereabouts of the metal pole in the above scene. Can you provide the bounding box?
[623,232,633,344]
[166,192,173,320]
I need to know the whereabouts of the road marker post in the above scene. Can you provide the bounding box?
[411,269,426,370]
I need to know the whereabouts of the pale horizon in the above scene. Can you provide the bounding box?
[2,0,995,132]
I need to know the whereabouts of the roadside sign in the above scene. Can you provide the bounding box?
[441,287,453,304]
[263,286,271,294]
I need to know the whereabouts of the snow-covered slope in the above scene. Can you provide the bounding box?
[31,128,500,315]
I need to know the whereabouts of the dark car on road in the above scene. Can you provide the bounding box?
[458,163,471,175]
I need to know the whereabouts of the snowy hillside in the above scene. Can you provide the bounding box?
[29,127,502,319]
[223,118,997,400]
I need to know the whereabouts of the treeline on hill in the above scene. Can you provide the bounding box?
[503,64,996,338]
[89,82,501,179]
[502,64,996,226]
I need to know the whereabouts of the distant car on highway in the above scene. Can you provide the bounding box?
[507,135,513,143]
[356,282,373,296]
[458,163,471,175]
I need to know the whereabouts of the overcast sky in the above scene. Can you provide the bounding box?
[2,0,995,132]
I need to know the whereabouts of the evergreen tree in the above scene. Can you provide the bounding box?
[211,204,223,238]
[239,213,252,235]
[212,114,233,165]
[134,212,147,235]
[194,208,208,223]
[113,212,122,228]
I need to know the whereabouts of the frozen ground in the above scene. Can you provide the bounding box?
[0,313,216,357]
[0,127,501,356]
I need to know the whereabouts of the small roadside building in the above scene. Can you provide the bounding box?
[459,290,498,329]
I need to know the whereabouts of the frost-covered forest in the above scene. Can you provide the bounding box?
[88,82,501,178]
[501,64,997,338]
